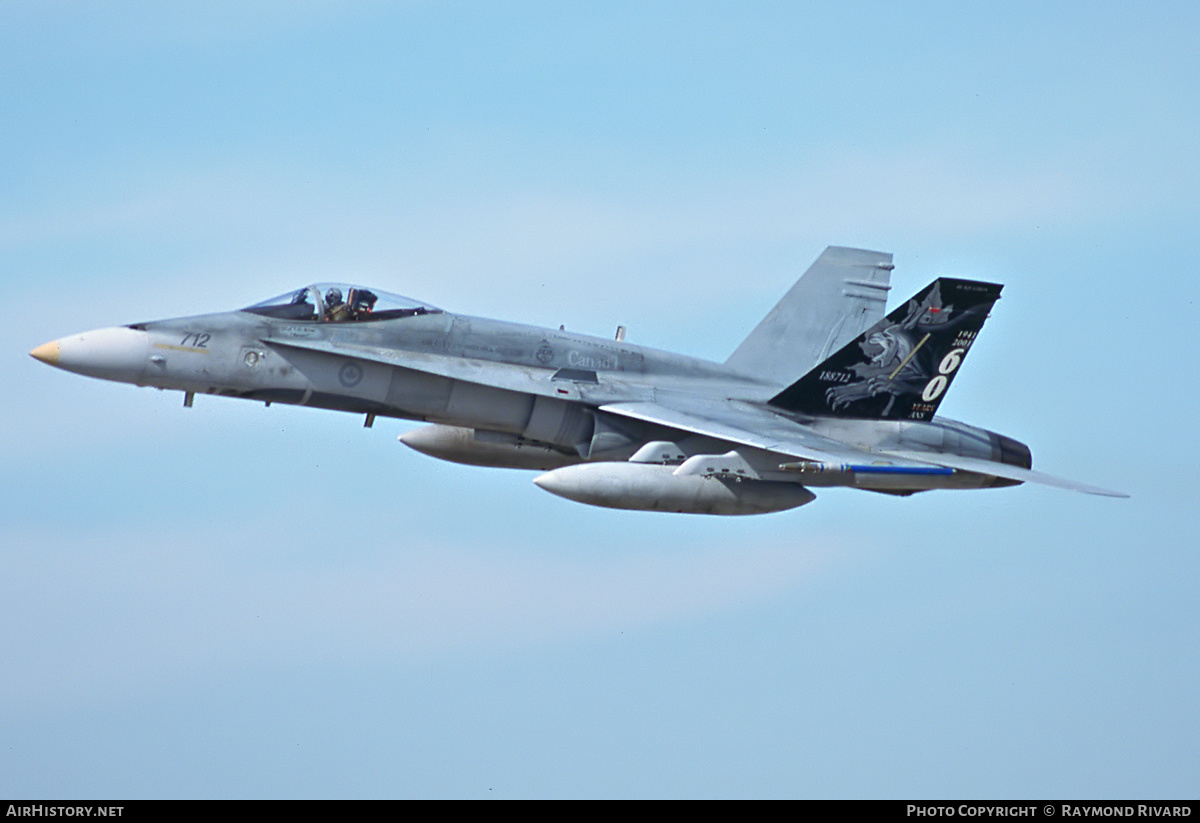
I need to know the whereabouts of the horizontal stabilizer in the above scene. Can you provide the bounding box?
[881,449,1129,498]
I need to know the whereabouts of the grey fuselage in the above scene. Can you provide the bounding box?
[43,302,1022,494]
[138,308,757,418]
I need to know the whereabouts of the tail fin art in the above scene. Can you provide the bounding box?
[769,278,1003,421]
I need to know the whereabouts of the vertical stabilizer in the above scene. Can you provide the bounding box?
[724,246,893,386]
[769,278,1002,421]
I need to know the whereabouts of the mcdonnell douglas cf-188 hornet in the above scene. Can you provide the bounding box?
[30,246,1126,514]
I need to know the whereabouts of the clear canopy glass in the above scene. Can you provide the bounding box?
[243,284,442,323]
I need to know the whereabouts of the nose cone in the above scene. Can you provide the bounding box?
[30,326,149,384]
[532,468,570,496]
[30,341,60,366]
[399,424,468,458]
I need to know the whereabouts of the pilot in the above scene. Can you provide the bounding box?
[325,287,353,322]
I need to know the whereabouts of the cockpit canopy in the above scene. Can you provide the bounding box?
[242,284,443,323]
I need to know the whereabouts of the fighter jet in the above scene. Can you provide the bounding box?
[29,246,1126,514]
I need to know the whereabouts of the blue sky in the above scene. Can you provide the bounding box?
[2,1,1197,798]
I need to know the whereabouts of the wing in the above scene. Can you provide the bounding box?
[262,336,570,400]
[602,398,873,464]
[266,337,1126,499]
[601,397,1129,498]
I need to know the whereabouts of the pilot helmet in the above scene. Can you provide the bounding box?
[325,287,343,305]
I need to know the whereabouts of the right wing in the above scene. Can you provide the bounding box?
[601,397,1129,498]
[602,397,897,465]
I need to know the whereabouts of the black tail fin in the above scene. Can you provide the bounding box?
[769,278,1002,421]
